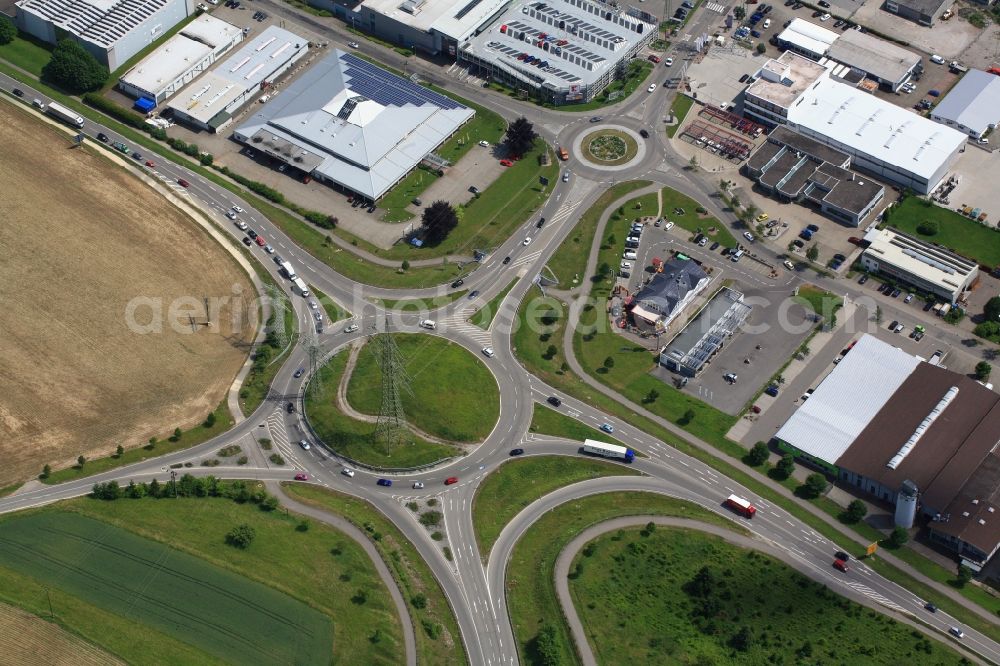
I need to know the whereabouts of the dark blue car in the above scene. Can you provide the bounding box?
[377,478,392,487]
[765,385,779,397]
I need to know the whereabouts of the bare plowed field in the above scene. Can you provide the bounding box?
[0,601,125,666]
[0,101,256,485]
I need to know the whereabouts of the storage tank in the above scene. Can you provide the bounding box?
[894,480,918,528]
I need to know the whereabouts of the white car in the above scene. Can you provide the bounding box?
[664,57,673,66]
[762,18,771,28]
[478,140,490,147]
[344,323,359,333]
[482,346,495,357]
[724,372,738,384]
[783,260,794,270]
[819,12,831,21]
[523,237,532,245]
[341,467,356,477]
[308,300,319,309]
[743,231,755,242]
[647,83,656,93]
[226,210,238,220]
[299,440,311,451]
[264,245,275,254]
[412,481,425,489]
[231,205,244,213]
[562,172,570,182]
[664,221,675,231]
[236,221,248,231]
[621,261,632,270]
[348,41,360,49]
[419,319,436,330]
[930,54,945,65]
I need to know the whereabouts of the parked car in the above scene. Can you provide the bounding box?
[858,274,868,284]
[743,231,755,242]
[765,384,779,397]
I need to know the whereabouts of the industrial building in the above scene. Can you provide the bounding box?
[826,28,921,92]
[15,0,193,71]
[859,227,979,304]
[658,287,752,377]
[627,257,709,334]
[882,0,950,26]
[745,126,885,226]
[165,26,309,132]
[775,334,1000,569]
[744,51,967,194]
[931,69,1000,138]
[318,0,655,104]
[774,18,837,60]
[118,14,243,106]
[232,50,474,201]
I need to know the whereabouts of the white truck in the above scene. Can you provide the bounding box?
[279,261,297,280]
[292,277,310,297]
[581,439,635,463]
[45,101,85,128]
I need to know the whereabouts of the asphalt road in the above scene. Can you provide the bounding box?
[1,7,997,662]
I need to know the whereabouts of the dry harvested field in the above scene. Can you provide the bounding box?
[0,101,256,485]
[0,601,125,666]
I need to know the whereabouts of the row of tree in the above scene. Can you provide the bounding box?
[90,475,280,510]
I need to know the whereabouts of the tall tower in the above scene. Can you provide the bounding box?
[895,480,918,529]
[372,329,413,455]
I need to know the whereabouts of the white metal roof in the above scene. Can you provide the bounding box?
[359,0,510,40]
[120,35,214,96]
[776,18,838,58]
[931,69,1000,135]
[787,76,967,181]
[178,13,242,47]
[775,334,921,464]
[862,227,978,290]
[15,0,173,48]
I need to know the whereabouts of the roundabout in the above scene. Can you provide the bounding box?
[573,125,647,171]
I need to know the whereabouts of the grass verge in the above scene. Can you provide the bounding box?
[794,284,843,318]
[545,181,651,285]
[659,186,737,247]
[0,34,52,77]
[529,404,610,443]
[570,526,965,664]
[0,497,404,665]
[886,197,1000,266]
[311,284,352,323]
[507,492,739,665]
[666,95,695,139]
[373,290,468,311]
[346,334,499,442]
[41,400,231,485]
[239,289,297,414]
[283,483,467,666]
[469,278,517,329]
[305,351,459,469]
[473,456,640,556]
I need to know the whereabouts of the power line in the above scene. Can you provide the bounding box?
[372,320,413,456]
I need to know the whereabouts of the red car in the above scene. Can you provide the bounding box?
[500,159,513,167]
[833,558,848,572]
[294,473,309,481]
[177,178,190,187]
[444,476,458,485]
[648,55,661,64]
[255,235,266,246]
[145,160,155,168]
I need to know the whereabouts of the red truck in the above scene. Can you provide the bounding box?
[725,494,757,518]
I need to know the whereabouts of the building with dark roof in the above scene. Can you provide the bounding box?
[744,126,885,226]
[882,0,950,26]
[826,28,921,92]
[627,256,709,333]
[775,334,1000,568]
[658,287,752,377]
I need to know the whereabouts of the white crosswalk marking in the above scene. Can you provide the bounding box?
[845,581,907,613]
[705,1,726,12]
[510,250,542,268]
[265,410,302,468]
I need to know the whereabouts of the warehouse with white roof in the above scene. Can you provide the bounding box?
[931,69,1000,138]
[165,25,308,132]
[118,14,243,105]
[774,18,838,60]
[744,51,966,194]
[232,50,474,201]
[15,0,193,71]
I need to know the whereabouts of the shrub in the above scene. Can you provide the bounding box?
[269,453,286,465]
[82,93,145,129]
[419,511,443,527]
[411,593,427,609]
[43,40,109,92]
[225,524,256,549]
[746,441,770,467]
[0,15,15,45]
[218,445,242,457]
[916,220,939,236]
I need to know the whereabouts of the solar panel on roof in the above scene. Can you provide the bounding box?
[340,54,465,110]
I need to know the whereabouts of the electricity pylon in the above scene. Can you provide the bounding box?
[372,326,413,455]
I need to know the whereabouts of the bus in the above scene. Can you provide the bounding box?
[582,439,635,463]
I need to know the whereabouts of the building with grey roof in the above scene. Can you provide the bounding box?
[232,50,474,201]
[826,28,920,92]
[166,25,308,132]
[628,256,709,333]
[460,0,656,105]
[931,69,1000,138]
[882,0,950,26]
[745,126,885,226]
[860,227,979,304]
[658,287,752,377]
[15,0,193,71]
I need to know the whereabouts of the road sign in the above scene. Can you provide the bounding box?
[866,542,879,556]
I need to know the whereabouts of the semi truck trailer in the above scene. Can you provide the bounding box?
[582,439,635,463]
[45,101,85,128]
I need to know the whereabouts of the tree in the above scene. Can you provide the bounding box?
[77,455,86,468]
[916,220,939,236]
[874,305,882,324]
[747,441,769,466]
[0,15,15,45]
[148,437,157,449]
[115,444,124,458]
[775,454,795,480]
[544,344,557,360]
[976,361,992,381]
[684,566,715,598]
[984,296,1000,323]
[756,42,766,54]
[401,260,410,271]
[504,116,537,157]
[887,526,909,548]
[975,321,1000,343]
[204,411,217,428]
[411,593,427,609]
[42,39,109,93]
[734,6,746,19]
[171,427,182,442]
[603,356,615,370]
[40,464,51,479]
[148,478,162,498]
[806,244,819,262]
[680,408,696,425]
[801,473,828,499]
[534,623,560,666]
[956,564,973,587]
[844,499,867,524]
[730,626,753,651]
[226,524,256,549]
[643,388,659,404]
[688,154,699,171]
[420,200,459,245]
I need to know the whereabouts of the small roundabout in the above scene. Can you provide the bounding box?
[573,125,647,171]
[303,333,500,469]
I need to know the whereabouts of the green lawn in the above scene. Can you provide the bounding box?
[283,483,467,666]
[473,456,639,556]
[665,95,695,139]
[528,404,608,442]
[0,500,405,665]
[311,285,352,323]
[305,351,459,468]
[346,334,499,442]
[512,286,571,386]
[42,401,231,484]
[887,197,1000,266]
[239,289,297,414]
[546,181,651,285]
[547,60,654,112]
[794,284,843,319]
[0,34,52,77]
[372,290,467,311]
[570,527,965,665]
[590,191,659,297]
[659,186,737,247]
[507,492,738,665]
[469,278,517,329]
